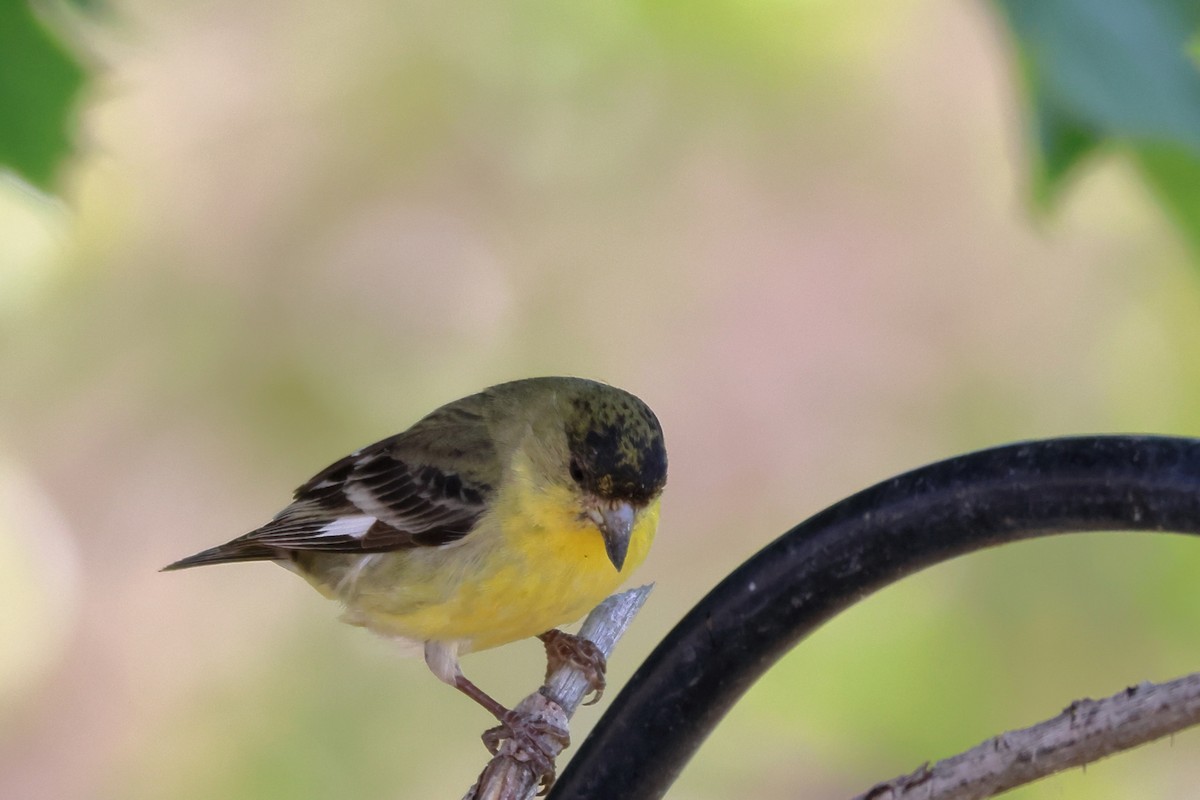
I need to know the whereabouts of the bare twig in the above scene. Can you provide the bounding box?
[463,584,654,800]
[856,671,1200,800]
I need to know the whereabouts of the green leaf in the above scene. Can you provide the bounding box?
[1025,76,1099,206]
[993,0,1200,248]
[0,0,87,191]
[1138,144,1200,252]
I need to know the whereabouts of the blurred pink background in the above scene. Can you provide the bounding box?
[1,1,1198,798]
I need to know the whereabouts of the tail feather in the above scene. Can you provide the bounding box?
[161,542,283,571]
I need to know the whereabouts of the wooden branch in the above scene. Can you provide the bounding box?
[856,671,1200,800]
[462,584,654,800]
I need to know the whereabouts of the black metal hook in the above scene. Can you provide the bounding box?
[549,435,1200,799]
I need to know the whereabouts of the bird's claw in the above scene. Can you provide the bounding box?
[539,629,607,704]
[482,706,570,793]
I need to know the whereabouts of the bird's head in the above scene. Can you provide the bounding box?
[562,385,667,571]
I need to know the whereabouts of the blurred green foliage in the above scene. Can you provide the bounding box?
[4,1,1200,253]
[993,0,1200,251]
[2,0,1200,255]
[0,0,85,190]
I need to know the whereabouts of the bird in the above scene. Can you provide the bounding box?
[164,376,667,776]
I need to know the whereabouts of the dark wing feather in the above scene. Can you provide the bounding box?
[164,440,494,571]
[163,391,504,571]
[249,446,491,551]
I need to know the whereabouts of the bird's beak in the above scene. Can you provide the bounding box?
[588,501,635,571]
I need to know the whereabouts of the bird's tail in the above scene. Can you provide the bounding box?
[161,543,282,571]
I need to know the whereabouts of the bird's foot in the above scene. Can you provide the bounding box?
[538,629,607,704]
[481,698,570,793]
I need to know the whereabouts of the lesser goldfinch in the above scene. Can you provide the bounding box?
[164,376,667,767]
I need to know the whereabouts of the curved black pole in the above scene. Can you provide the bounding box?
[549,435,1200,800]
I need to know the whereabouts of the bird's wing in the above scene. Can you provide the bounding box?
[245,441,494,552]
[162,391,507,571]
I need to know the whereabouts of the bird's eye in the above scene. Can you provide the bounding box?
[569,459,585,484]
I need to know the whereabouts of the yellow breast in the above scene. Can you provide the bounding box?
[319,468,660,653]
